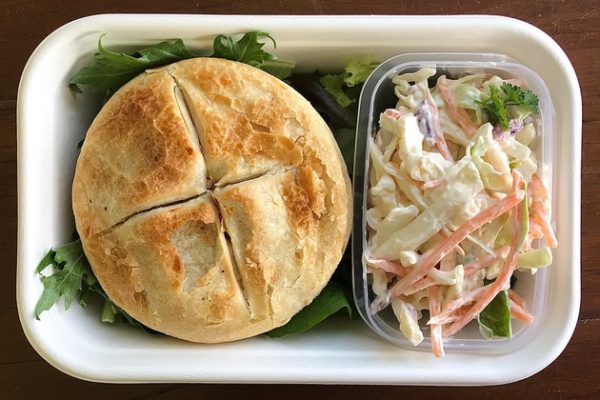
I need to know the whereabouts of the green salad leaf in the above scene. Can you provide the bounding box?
[213,31,275,65]
[321,74,354,107]
[320,55,378,107]
[343,55,379,87]
[266,282,354,338]
[212,31,294,79]
[333,128,356,171]
[69,36,195,95]
[70,31,295,96]
[35,239,96,319]
[260,59,297,80]
[478,289,512,338]
[35,237,154,332]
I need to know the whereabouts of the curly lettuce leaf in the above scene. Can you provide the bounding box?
[320,55,378,107]
[320,73,354,107]
[343,55,379,87]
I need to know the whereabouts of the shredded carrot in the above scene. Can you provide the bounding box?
[443,258,520,336]
[366,258,410,277]
[510,300,534,324]
[529,174,558,248]
[530,174,550,199]
[404,253,455,295]
[512,169,523,193]
[437,76,478,137]
[528,222,544,239]
[508,290,533,323]
[524,220,543,250]
[443,177,525,337]
[439,228,466,257]
[428,286,445,358]
[462,246,510,276]
[531,201,558,248]
[388,186,524,298]
[508,289,527,308]
[428,314,458,326]
[420,246,508,324]
[429,286,486,325]
[427,307,468,326]
[406,247,508,297]
[405,277,436,296]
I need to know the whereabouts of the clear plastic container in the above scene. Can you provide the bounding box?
[352,53,556,354]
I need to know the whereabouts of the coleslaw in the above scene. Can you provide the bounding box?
[365,68,557,357]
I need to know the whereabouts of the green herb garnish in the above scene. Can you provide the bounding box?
[477,83,539,130]
[501,82,539,113]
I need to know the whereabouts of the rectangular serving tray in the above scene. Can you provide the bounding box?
[17,14,581,385]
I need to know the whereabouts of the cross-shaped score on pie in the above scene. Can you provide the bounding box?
[72,58,352,342]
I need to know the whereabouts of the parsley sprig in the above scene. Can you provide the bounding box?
[477,82,539,130]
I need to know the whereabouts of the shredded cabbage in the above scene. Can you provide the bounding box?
[391,299,424,346]
[517,247,553,269]
[365,68,554,355]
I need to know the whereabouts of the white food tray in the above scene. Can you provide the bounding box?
[17,14,581,385]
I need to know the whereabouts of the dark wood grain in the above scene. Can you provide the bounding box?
[2,0,598,398]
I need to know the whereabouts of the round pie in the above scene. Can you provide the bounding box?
[72,58,352,343]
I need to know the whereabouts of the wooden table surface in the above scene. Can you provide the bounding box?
[2,0,598,398]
